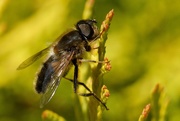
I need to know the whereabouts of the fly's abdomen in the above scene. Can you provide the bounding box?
[36,56,54,94]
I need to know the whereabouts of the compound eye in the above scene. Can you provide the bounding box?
[78,22,93,39]
[76,20,99,40]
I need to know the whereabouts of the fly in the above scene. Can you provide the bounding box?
[17,19,108,110]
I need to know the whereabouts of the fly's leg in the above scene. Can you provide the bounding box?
[78,58,111,72]
[64,77,109,110]
[78,58,110,64]
[71,58,109,110]
[72,59,78,93]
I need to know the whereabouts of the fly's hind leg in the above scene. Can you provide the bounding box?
[64,77,109,110]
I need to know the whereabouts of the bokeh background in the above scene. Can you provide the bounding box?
[0,0,180,121]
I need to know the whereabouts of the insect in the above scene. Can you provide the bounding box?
[17,19,108,110]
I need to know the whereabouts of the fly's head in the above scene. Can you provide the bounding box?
[76,19,99,52]
[76,19,99,41]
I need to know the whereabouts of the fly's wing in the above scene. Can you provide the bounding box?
[39,51,74,108]
[17,47,50,70]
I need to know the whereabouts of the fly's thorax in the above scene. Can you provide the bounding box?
[69,41,87,59]
[54,39,88,59]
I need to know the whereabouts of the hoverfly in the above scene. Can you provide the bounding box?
[17,19,108,110]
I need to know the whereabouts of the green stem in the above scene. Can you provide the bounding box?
[88,9,114,121]
[82,0,95,19]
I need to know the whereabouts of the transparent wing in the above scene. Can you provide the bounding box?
[40,51,74,108]
[17,47,50,70]
[17,31,73,70]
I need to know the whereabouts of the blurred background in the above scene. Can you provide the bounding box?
[0,0,180,121]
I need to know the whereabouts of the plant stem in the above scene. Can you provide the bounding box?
[89,9,114,121]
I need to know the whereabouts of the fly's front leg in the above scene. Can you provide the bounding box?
[78,58,111,71]
[78,58,110,64]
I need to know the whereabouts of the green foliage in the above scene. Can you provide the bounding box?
[0,0,180,121]
[138,104,151,121]
[151,84,168,121]
[42,110,66,121]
